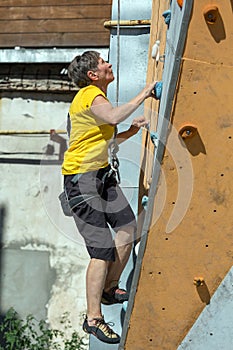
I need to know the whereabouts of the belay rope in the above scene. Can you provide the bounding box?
[107,0,121,184]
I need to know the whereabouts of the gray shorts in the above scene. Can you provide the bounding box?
[64,165,136,261]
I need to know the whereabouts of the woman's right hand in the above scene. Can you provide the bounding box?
[142,81,157,99]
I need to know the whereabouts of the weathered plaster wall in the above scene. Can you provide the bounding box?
[0,91,89,347]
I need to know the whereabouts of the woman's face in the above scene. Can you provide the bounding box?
[95,57,115,84]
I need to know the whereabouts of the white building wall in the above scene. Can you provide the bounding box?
[0,90,89,347]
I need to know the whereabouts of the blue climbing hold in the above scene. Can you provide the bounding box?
[154,81,163,100]
[150,131,159,147]
[142,195,148,209]
[122,301,128,312]
[162,9,171,26]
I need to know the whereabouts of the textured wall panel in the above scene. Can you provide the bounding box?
[122,0,233,349]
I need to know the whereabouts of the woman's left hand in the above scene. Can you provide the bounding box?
[130,116,149,133]
[116,116,149,144]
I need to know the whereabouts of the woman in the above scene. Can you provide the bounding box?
[62,51,156,344]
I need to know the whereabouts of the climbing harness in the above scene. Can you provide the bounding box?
[107,126,121,184]
[59,179,100,217]
[59,127,120,217]
[59,190,72,216]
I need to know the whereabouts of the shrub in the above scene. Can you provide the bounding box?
[0,308,86,350]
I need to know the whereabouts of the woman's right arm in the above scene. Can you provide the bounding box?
[91,82,156,125]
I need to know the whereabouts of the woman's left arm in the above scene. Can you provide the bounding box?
[116,116,149,145]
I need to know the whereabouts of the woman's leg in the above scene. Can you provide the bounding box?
[104,225,134,292]
[86,258,108,321]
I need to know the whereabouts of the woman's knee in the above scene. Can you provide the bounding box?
[116,225,135,245]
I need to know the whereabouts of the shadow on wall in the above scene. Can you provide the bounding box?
[179,130,206,156]
[204,6,226,43]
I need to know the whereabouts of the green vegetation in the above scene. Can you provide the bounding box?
[0,308,86,350]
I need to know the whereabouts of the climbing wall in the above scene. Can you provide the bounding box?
[120,0,233,349]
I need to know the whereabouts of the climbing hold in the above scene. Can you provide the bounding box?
[134,241,140,256]
[153,81,163,100]
[151,40,160,61]
[193,277,205,287]
[150,131,159,147]
[162,9,171,26]
[142,195,148,209]
[194,277,211,304]
[203,5,219,25]
[177,0,183,8]
[159,54,165,63]
[122,301,128,312]
[179,124,197,140]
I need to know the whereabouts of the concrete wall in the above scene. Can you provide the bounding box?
[0,89,90,347]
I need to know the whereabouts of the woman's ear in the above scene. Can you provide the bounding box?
[87,70,98,81]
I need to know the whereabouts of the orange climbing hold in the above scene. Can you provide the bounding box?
[193,277,205,287]
[178,124,197,140]
[203,5,219,24]
[177,0,183,8]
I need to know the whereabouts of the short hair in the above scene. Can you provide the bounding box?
[68,51,100,88]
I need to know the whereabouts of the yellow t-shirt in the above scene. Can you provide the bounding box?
[62,85,114,174]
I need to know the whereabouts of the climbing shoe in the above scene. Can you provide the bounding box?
[101,286,129,305]
[83,315,120,344]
